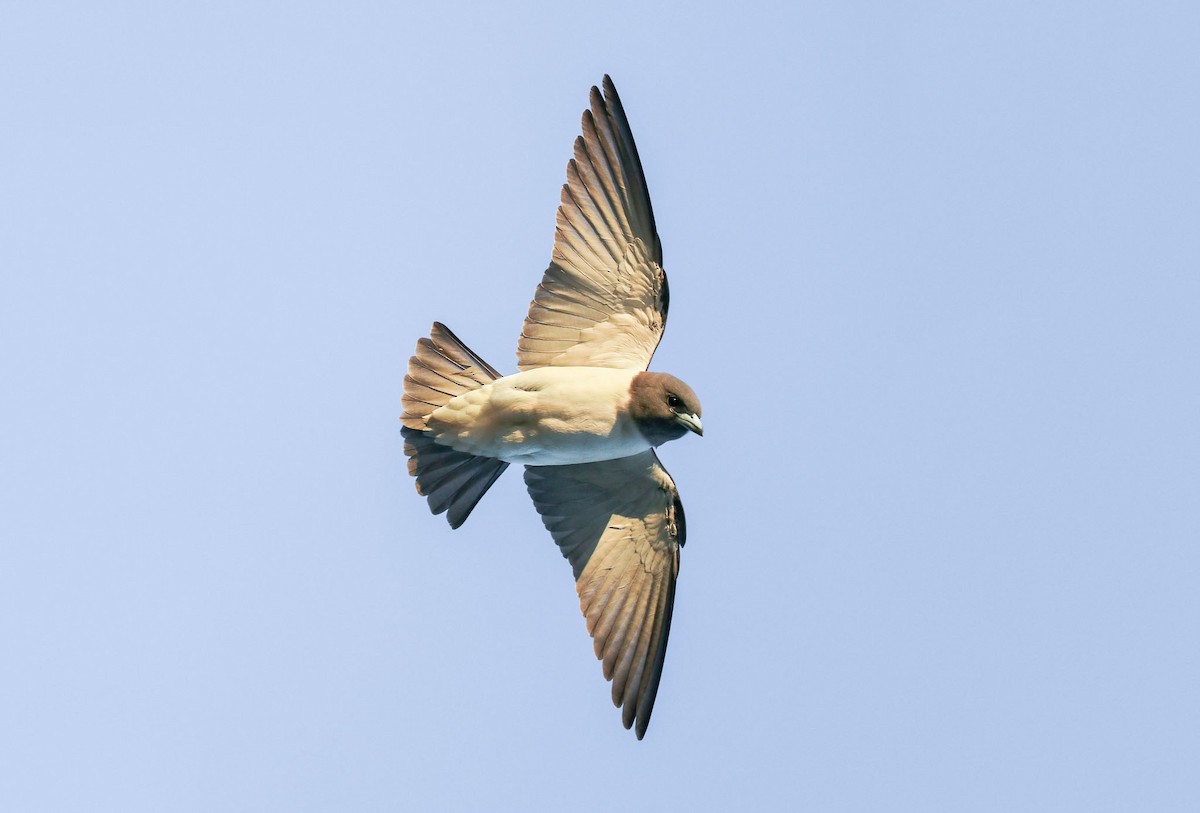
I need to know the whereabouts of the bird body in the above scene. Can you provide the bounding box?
[422,366,653,466]
[401,76,701,739]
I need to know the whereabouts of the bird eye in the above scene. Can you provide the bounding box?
[667,394,682,409]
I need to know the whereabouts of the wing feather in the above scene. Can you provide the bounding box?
[523,450,685,739]
[517,77,668,372]
[616,567,666,719]
[575,117,630,245]
[603,554,655,682]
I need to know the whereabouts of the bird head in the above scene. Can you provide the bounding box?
[629,372,703,446]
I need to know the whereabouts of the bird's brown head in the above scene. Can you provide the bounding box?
[629,372,703,447]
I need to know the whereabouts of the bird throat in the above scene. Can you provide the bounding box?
[634,416,688,447]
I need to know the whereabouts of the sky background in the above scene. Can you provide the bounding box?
[2,2,1198,811]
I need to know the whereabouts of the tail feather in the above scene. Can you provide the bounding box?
[401,323,508,528]
[402,428,509,528]
[402,322,501,430]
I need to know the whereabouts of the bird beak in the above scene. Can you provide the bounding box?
[675,412,703,437]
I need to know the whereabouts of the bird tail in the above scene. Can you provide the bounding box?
[401,322,509,528]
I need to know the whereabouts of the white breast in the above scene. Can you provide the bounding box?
[426,366,653,465]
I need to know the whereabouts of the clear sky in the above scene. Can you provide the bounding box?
[2,2,1197,811]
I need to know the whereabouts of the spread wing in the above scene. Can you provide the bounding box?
[523,451,685,739]
[517,75,669,372]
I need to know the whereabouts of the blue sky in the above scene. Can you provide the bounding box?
[2,2,1197,810]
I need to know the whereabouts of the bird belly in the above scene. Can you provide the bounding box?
[425,367,652,465]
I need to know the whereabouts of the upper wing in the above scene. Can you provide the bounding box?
[523,450,685,739]
[517,76,669,372]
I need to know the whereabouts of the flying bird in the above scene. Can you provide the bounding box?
[401,76,702,739]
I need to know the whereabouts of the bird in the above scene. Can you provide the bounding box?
[400,76,702,740]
